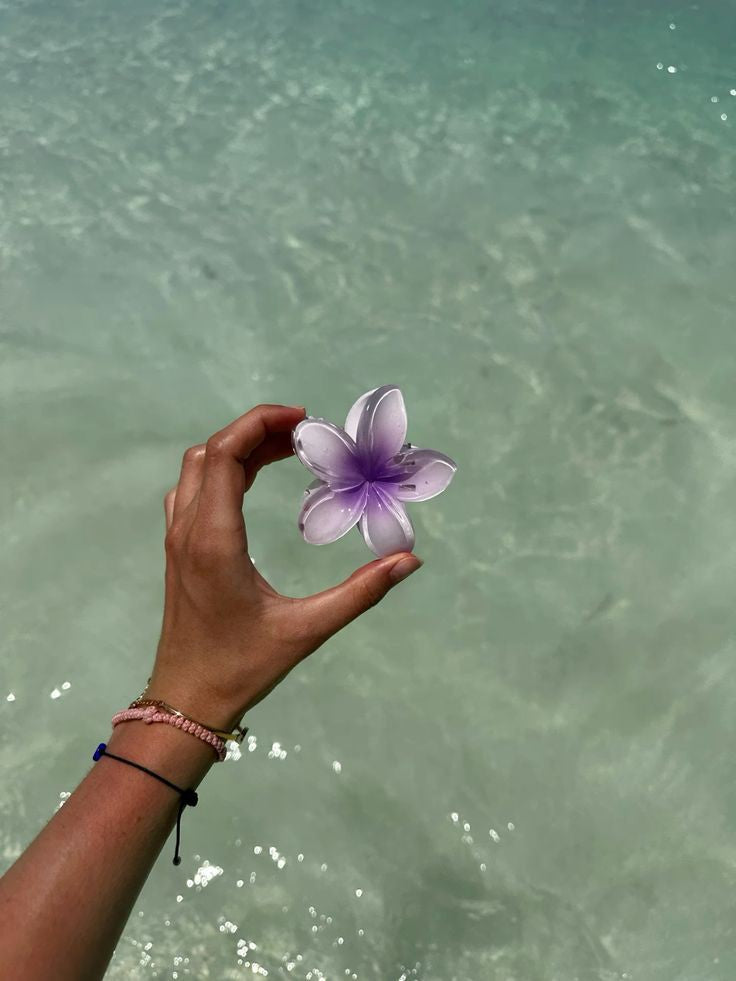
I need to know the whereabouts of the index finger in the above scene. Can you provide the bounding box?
[197,403,305,531]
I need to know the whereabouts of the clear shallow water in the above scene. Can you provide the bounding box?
[2,0,736,977]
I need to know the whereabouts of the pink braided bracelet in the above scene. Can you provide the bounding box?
[112,706,227,762]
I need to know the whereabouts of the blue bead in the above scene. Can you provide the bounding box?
[93,742,107,761]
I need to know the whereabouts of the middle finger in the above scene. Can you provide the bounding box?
[173,444,206,522]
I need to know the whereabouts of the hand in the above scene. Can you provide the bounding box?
[147,403,423,730]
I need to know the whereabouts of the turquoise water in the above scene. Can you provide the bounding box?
[2,0,736,977]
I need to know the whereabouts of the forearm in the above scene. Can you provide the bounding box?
[0,401,421,979]
[0,721,216,981]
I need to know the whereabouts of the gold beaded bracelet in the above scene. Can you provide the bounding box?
[129,695,248,744]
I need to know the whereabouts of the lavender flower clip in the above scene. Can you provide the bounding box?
[292,385,457,557]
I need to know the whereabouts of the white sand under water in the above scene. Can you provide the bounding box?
[2,0,736,977]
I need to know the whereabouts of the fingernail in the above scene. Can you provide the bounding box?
[389,554,423,584]
[290,405,306,412]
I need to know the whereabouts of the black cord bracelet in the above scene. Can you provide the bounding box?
[92,743,198,866]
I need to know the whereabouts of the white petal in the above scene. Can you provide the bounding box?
[355,385,407,464]
[392,449,457,502]
[358,484,415,557]
[298,483,368,545]
[292,418,363,489]
[344,387,379,441]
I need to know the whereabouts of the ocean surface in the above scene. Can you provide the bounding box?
[2,0,736,978]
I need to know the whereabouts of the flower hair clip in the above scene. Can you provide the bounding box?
[292,385,457,557]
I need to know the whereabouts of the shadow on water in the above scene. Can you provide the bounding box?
[336,780,616,980]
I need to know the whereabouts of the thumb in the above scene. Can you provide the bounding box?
[300,552,423,643]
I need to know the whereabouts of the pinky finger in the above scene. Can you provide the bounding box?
[164,487,177,529]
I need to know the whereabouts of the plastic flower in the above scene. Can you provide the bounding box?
[292,385,457,556]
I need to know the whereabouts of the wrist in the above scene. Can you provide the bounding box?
[141,673,246,735]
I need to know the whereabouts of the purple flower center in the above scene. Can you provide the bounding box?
[355,444,416,492]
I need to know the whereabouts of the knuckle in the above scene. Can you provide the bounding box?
[183,444,205,466]
[359,577,384,611]
[164,525,182,554]
[249,403,278,423]
[205,433,229,458]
